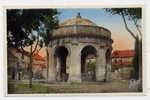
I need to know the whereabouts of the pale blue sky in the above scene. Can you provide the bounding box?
[58,8,121,27]
[57,8,136,50]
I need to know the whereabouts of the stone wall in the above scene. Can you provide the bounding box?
[110,67,134,80]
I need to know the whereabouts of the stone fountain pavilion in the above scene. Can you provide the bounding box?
[47,13,113,83]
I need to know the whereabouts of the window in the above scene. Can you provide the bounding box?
[112,58,117,63]
[117,58,122,62]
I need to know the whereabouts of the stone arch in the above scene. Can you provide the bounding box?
[80,45,97,82]
[79,43,98,54]
[53,46,69,82]
[52,44,71,57]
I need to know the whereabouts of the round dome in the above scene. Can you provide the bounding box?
[60,13,97,26]
[52,13,111,39]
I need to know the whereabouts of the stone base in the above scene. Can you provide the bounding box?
[96,75,105,82]
[68,75,82,83]
[47,79,57,83]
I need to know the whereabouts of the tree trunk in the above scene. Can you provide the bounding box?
[29,46,33,88]
[138,38,142,91]
[121,12,142,80]
[46,47,49,82]
[139,39,142,80]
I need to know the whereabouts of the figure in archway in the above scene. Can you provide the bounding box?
[81,45,97,82]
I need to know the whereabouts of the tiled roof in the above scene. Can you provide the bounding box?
[32,53,45,61]
[112,50,135,58]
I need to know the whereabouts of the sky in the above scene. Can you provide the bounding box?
[38,8,138,57]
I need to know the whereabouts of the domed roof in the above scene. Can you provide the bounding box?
[52,13,111,39]
[60,13,97,26]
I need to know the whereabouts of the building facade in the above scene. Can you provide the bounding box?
[8,48,47,80]
[47,13,113,82]
[111,50,135,80]
[112,50,135,66]
[7,48,30,80]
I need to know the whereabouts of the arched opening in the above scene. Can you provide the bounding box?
[81,45,97,82]
[105,49,111,81]
[54,46,69,82]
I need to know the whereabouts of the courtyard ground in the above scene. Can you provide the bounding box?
[8,80,141,94]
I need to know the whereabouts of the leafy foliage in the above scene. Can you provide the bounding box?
[39,9,59,46]
[7,9,59,48]
[105,8,142,39]
[105,8,141,21]
[7,9,59,88]
[87,61,96,72]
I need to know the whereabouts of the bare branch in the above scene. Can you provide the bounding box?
[133,18,142,38]
[121,12,137,40]
[36,47,42,54]
[30,44,33,56]
[19,41,28,55]
[20,44,26,52]
[31,35,39,55]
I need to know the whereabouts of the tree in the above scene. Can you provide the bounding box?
[104,8,142,80]
[132,37,141,79]
[39,9,59,82]
[7,9,58,88]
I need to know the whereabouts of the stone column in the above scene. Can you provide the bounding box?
[105,57,111,81]
[68,45,81,83]
[56,57,61,81]
[96,48,106,81]
[105,48,112,81]
[48,47,56,82]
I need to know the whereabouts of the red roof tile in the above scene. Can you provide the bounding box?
[112,50,135,58]
[32,53,45,61]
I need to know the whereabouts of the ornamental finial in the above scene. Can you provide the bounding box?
[76,12,81,18]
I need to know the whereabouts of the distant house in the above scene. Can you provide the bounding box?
[7,48,19,80]
[32,53,46,79]
[86,54,96,63]
[8,48,46,80]
[7,48,30,80]
[111,50,135,66]
[32,53,45,67]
